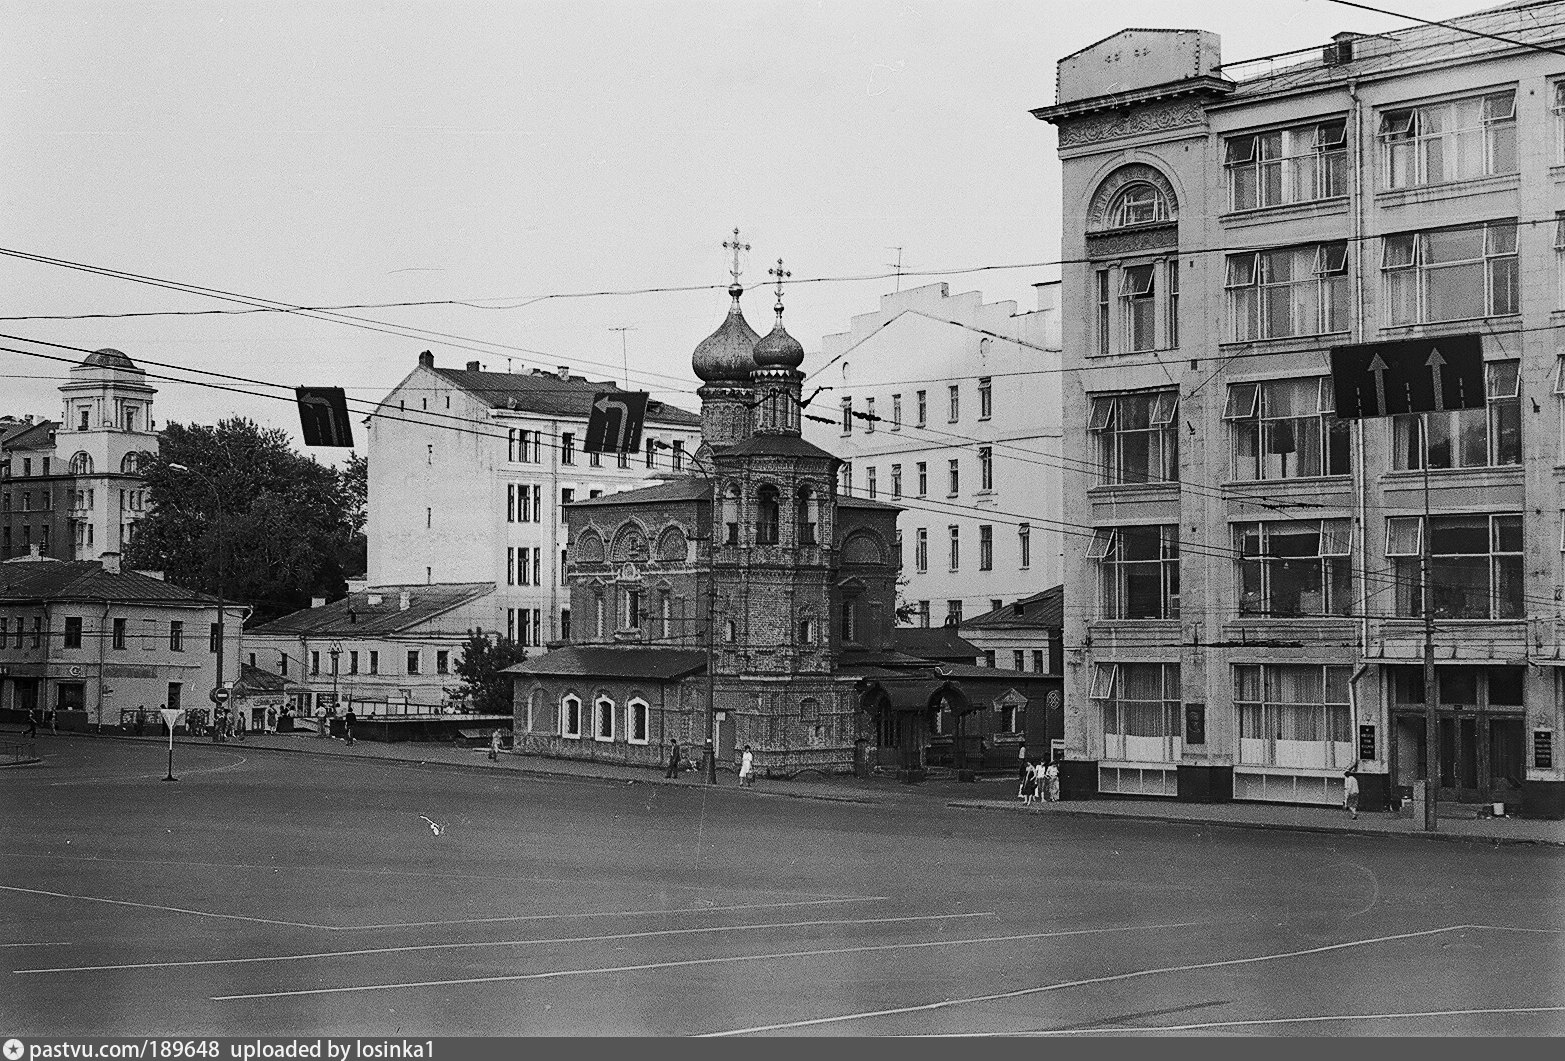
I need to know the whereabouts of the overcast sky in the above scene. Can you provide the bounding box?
[1,0,1486,455]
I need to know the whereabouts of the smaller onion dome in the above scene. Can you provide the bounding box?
[691,284,759,384]
[753,317,804,369]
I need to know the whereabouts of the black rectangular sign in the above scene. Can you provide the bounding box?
[1359,724,1377,762]
[1536,730,1554,770]
[583,391,648,454]
[295,386,355,447]
[1330,334,1484,420]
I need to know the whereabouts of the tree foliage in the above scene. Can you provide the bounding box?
[124,418,360,625]
[453,632,528,715]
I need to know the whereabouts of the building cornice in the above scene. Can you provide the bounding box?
[1030,76,1234,125]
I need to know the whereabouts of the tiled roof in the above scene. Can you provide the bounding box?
[568,478,712,507]
[248,583,494,638]
[1,420,60,451]
[505,645,707,680]
[892,628,981,662]
[232,662,311,695]
[429,367,700,426]
[0,559,220,605]
[723,434,838,461]
[839,495,901,511]
[960,586,1064,632]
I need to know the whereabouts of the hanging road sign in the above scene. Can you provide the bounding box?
[1329,335,1484,420]
[583,391,648,454]
[159,707,183,731]
[295,386,356,447]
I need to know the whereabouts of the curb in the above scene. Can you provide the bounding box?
[944,799,1563,847]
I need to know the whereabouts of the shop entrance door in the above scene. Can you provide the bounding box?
[1437,715,1480,802]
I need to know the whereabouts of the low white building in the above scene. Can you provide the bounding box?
[243,582,497,717]
[365,351,702,649]
[804,283,1065,628]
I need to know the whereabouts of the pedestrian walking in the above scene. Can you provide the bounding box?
[234,710,247,741]
[343,706,356,746]
[315,703,328,739]
[739,745,754,787]
[212,707,222,742]
[1044,759,1061,803]
[1019,760,1037,804]
[488,728,502,761]
[134,708,146,737]
[24,708,38,738]
[47,709,58,735]
[1344,768,1360,820]
[1017,741,1029,785]
[664,739,682,779]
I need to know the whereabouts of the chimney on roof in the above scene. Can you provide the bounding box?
[1012,601,1024,616]
[1324,31,1357,66]
[311,596,326,609]
[29,544,41,558]
[466,360,480,371]
[418,350,435,368]
[100,551,120,574]
[399,591,411,611]
[557,366,570,380]
[23,415,33,424]
[346,578,368,594]
[367,593,384,606]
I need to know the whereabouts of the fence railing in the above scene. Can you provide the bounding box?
[0,738,38,764]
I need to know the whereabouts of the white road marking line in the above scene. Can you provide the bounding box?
[1029,1006,1565,1034]
[20,912,994,974]
[338,895,891,931]
[701,923,1484,1036]
[46,756,250,786]
[0,884,886,933]
[210,920,1208,1002]
[0,885,325,929]
[0,942,71,948]
[1,851,863,898]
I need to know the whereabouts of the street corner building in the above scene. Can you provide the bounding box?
[0,551,241,733]
[505,277,1065,777]
[1032,4,1565,817]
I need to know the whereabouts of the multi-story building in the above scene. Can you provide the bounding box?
[0,551,240,730]
[804,283,1065,628]
[365,352,702,648]
[0,349,157,562]
[1033,6,1565,817]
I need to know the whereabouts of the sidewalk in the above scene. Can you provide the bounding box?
[18,726,1565,845]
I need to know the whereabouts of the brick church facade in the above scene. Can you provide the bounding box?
[508,267,1060,777]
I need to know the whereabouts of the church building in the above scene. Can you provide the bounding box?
[507,252,1062,778]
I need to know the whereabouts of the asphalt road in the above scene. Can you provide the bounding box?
[2,739,1562,1037]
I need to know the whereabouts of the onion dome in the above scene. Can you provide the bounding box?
[692,284,759,384]
[753,315,804,370]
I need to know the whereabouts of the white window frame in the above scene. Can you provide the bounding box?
[1093,525,1180,620]
[627,697,649,745]
[1234,518,1354,618]
[1224,377,1349,482]
[1234,663,1354,769]
[1392,362,1521,471]
[1225,242,1348,341]
[594,695,616,742]
[1382,220,1518,326]
[1386,513,1524,620]
[1092,661,1181,764]
[1088,389,1179,485]
[561,695,582,739]
[1380,90,1516,189]
[1225,117,1348,210]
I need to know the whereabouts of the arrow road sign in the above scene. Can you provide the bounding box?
[583,391,649,454]
[295,387,355,447]
[1330,335,1484,420]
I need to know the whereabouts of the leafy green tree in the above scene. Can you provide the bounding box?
[125,418,360,625]
[453,631,528,714]
[339,451,368,578]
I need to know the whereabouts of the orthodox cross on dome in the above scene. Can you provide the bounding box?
[768,258,791,311]
[722,228,751,285]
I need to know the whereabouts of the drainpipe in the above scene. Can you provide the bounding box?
[97,599,110,731]
[1349,78,1373,660]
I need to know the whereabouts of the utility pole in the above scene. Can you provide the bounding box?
[1420,415,1438,832]
[608,327,637,389]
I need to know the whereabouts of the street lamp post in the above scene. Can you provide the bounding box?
[329,641,342,717]
[168,464,226,711]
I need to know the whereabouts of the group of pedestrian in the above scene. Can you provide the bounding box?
[1019,757,1059,805]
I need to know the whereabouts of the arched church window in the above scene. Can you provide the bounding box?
[722,484,741,545]
[69,452,93,476]
[795,487,817,545]
[1109,183,1170,228]
[756,486,780,545]
[120,453,139,474]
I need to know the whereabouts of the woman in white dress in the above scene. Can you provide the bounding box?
[739,745,754,787]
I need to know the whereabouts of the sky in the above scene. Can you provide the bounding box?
[0,0,1488,457]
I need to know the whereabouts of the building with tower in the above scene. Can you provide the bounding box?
[508,251,1062,777]
[1,349,157,562]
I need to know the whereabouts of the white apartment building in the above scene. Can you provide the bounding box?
[802,283,1065,629]
[366,351,702,648]
[1034,6,1565,817]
